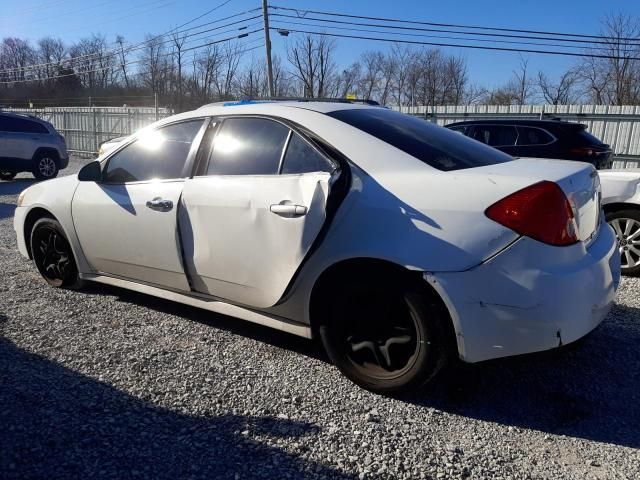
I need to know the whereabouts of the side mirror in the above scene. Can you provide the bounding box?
[78,161,102,182]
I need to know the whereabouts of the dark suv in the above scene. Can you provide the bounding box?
[446,119,613,169]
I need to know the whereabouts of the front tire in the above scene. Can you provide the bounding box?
[30,217,83,289]
[0,171,16,181]
[32,153,59,180]
[319,278,449,394]
[606,209,640,276]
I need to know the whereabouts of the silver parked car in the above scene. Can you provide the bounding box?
[0,112,69,180]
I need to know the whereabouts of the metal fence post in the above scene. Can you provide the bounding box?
[92,107,98,154]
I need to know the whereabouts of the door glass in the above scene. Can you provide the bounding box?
[281,133,335,174]
[472,125,518,147]
[517,127,554,146]
[206,117,289,175]
[103,120,203,183]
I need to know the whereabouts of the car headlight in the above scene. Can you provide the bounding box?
[17,190,26,207]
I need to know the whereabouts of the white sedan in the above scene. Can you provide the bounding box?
[600,170,640,275]
[14,101,620,393]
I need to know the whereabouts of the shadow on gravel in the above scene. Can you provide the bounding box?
[0,335,354,479]
[79,282,327,362]
[0,202,16,220]
[407,304,640,449]
[0,179,37,197]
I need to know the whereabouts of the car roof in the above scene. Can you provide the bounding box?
[447,118,585,129]
[195,100,374,116]
[0,111,49,124]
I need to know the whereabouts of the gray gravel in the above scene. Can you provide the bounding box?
[1,157,639,479]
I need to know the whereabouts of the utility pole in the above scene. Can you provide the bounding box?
[262,0,275,97]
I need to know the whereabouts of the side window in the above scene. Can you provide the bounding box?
[517,127,553,146]
[0,116,47,134]
[447,125,467,135]
[103,120,204,183]
[472,125,517,147]
[207,117,289,175]
[281,133,335,174]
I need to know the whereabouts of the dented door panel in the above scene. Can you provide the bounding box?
[179,173,330,308]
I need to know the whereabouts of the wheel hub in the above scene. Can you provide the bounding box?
[610,217,640,268]
[341,292,421,379]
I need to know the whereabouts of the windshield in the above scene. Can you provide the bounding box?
[327,108,513,171]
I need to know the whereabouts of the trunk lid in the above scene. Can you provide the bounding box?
[463,158,601,245]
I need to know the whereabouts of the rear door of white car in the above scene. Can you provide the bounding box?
[72,119,207,291]
[180,116,337,308]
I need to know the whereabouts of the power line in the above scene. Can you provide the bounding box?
[0,9,261,76]
[269,5,640,44]
[270,19,621,53]
[269,12,640,48]
[0,30,263,85]
[272,27,640,61]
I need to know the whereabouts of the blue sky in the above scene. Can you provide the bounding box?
[1,0,639,89]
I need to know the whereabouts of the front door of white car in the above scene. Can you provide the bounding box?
[72,119,206,291]
[179,117,337,308]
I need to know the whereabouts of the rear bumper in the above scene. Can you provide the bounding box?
[427,223,620,363]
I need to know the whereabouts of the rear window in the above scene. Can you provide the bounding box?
[327,109,512,171]
[576,129,604,146]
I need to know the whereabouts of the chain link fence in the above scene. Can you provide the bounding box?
[4,104,640,167]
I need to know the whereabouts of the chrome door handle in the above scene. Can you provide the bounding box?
[270,203,307,217]
[146,197,173,212]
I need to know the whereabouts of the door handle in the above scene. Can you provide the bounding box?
[146,197,173,212]
[270,203,307,217]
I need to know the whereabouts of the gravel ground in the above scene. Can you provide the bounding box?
[1,157,639,479]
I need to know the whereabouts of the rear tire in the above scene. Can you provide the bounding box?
[32,153,59,180]
[30,217,84,289]
[606,209,640,276]
[319,277,449,394]
[0,171,16,181]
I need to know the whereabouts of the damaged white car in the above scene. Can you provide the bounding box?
[14,101,620,393]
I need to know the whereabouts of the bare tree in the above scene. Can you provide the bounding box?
[0,38,35,83]
[390,44,415,107]
[171,32,187,110]
[37,37,65,81]
[138,34,167,95]
[512,56,533,105]
[287,34,336,97]
[579,13,640,105]
[359,51,383,100]
[538,69,580,104]
[236,56,268,98]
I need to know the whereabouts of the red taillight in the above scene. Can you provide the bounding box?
[485,181,578,246]
[570,147,594,156]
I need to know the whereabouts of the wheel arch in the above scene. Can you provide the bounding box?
[308,257,458,355]
[603,202,640,215]
[23,207,58,259]
[32,147,61,163]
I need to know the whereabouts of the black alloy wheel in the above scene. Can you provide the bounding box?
[320,278,448,394]
[30,218,82,288]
